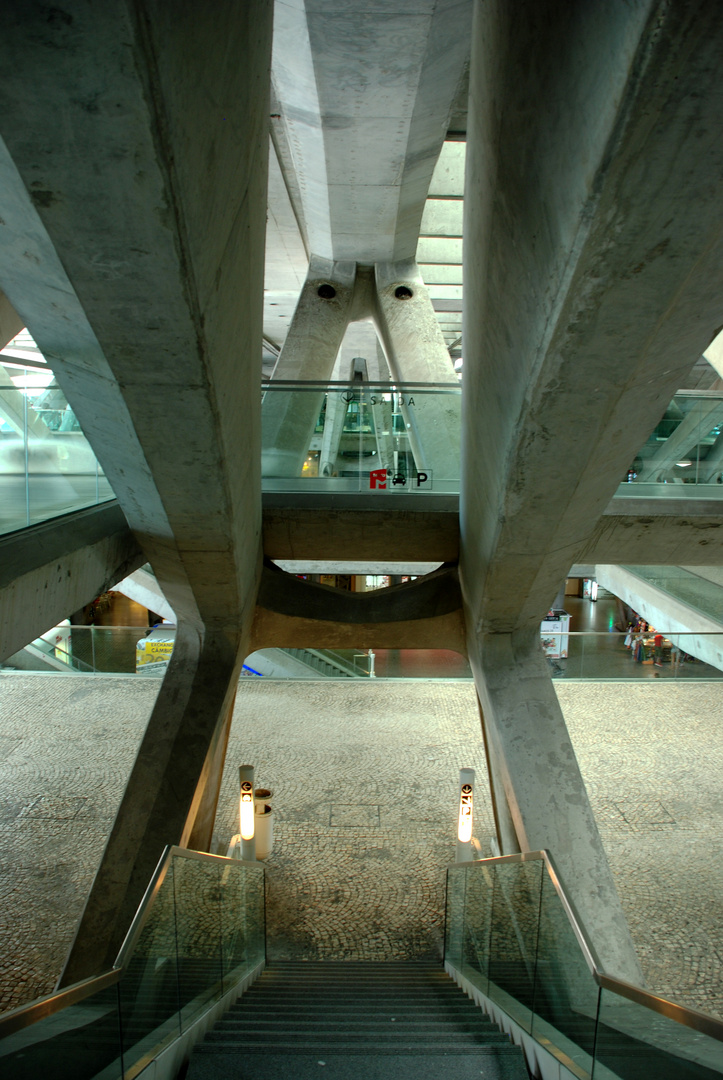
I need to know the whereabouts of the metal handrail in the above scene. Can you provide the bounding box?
[451,850,723,1043]
[0,845,263,1040]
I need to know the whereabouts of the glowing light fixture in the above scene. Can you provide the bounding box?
[239,765,256,860]
[456,768,475,861]
[240,782,255,839]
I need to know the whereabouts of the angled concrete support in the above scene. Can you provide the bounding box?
[458,0,723,981]
[59,623,249,985]
[468,629,643,984]
[0,1,272,982]
[186,687,238,855]
[262,257,357,476]
[373,260,460,480]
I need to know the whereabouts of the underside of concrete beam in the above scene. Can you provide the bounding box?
[580,512,723,565]
[251,560,466,653]
[0,503,144,662]
[263,506,459,562]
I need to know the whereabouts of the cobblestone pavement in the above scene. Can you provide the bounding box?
[0,674,720,1024]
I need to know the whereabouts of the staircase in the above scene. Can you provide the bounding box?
[187,961,529,1079]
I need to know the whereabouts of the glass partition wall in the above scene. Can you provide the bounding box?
[261,380,462,494]
[0,371,113,535]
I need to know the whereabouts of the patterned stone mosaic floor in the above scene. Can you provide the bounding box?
[0,674,720,1022]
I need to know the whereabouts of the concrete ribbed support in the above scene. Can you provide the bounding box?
[58,622,250,986]
[373,260,460,480]
[467,627,644,985]
[262,256,356,476]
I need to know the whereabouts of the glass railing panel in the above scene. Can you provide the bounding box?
[487,859,543,1033]
[623,566,723,624]
[261,381,461,495]
[615,392,723,498]
[594,986,723,1080]
[546,633,723,681]
[444,863,468,975]
[0,981,123,1080]
[118,860,181,1075]
[172,854,224,1030]
[460,861,494,995]
[68,626,153,674]
[0,380,114,537]
[219,860,265,985]
[531,869,600,1078]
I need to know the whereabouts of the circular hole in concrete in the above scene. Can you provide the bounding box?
[317,283,337,300]
[394,285,413,300]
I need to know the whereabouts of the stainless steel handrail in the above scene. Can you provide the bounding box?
[450,850,723,1043]
[0,845,263,1040]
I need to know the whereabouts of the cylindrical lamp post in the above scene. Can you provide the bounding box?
[239,764,256,861]
[456,767,474,862]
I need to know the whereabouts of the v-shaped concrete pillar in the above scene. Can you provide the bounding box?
[0,0,273,982]
[262,257,460,480]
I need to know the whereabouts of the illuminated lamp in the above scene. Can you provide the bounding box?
[239,765,256,860]
[456,767,475,862]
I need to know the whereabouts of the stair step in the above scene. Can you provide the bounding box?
[187,962,528,1075]
[200,1040,513,1051]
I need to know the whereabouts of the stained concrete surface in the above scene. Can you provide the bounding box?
[0,674,721,1021]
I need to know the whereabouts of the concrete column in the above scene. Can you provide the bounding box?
[0,1,273,981]
[262,256,356,476]
[699,433,723,484]
[458,0,723,981]
[186,687,238,854]
[373,260,460,481]
[469,629,643,984]
[319,389,348,477]
[59,623,248,985]
[475,693,521,856]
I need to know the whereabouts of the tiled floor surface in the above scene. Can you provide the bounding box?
[0,674,720,1022]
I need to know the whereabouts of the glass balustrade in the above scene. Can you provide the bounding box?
[261,380,461,494]
[6,376,723,535]
[0,375,114,536]
[0,847,265,1080]
[543,631,723,680]
[615,391,723,499]
[3,628,723,680]
[622,566,723,624]
[446,853,723,1080]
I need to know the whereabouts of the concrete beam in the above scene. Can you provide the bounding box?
[579,510,723,565]
[262,506,459,563]
[252,561,466,653]
[271,0,473,262]
[0,502,143,662]
[252,605,466,654]
[0,1,268,630]
[461,0,723,634]
[458,0,723,981]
